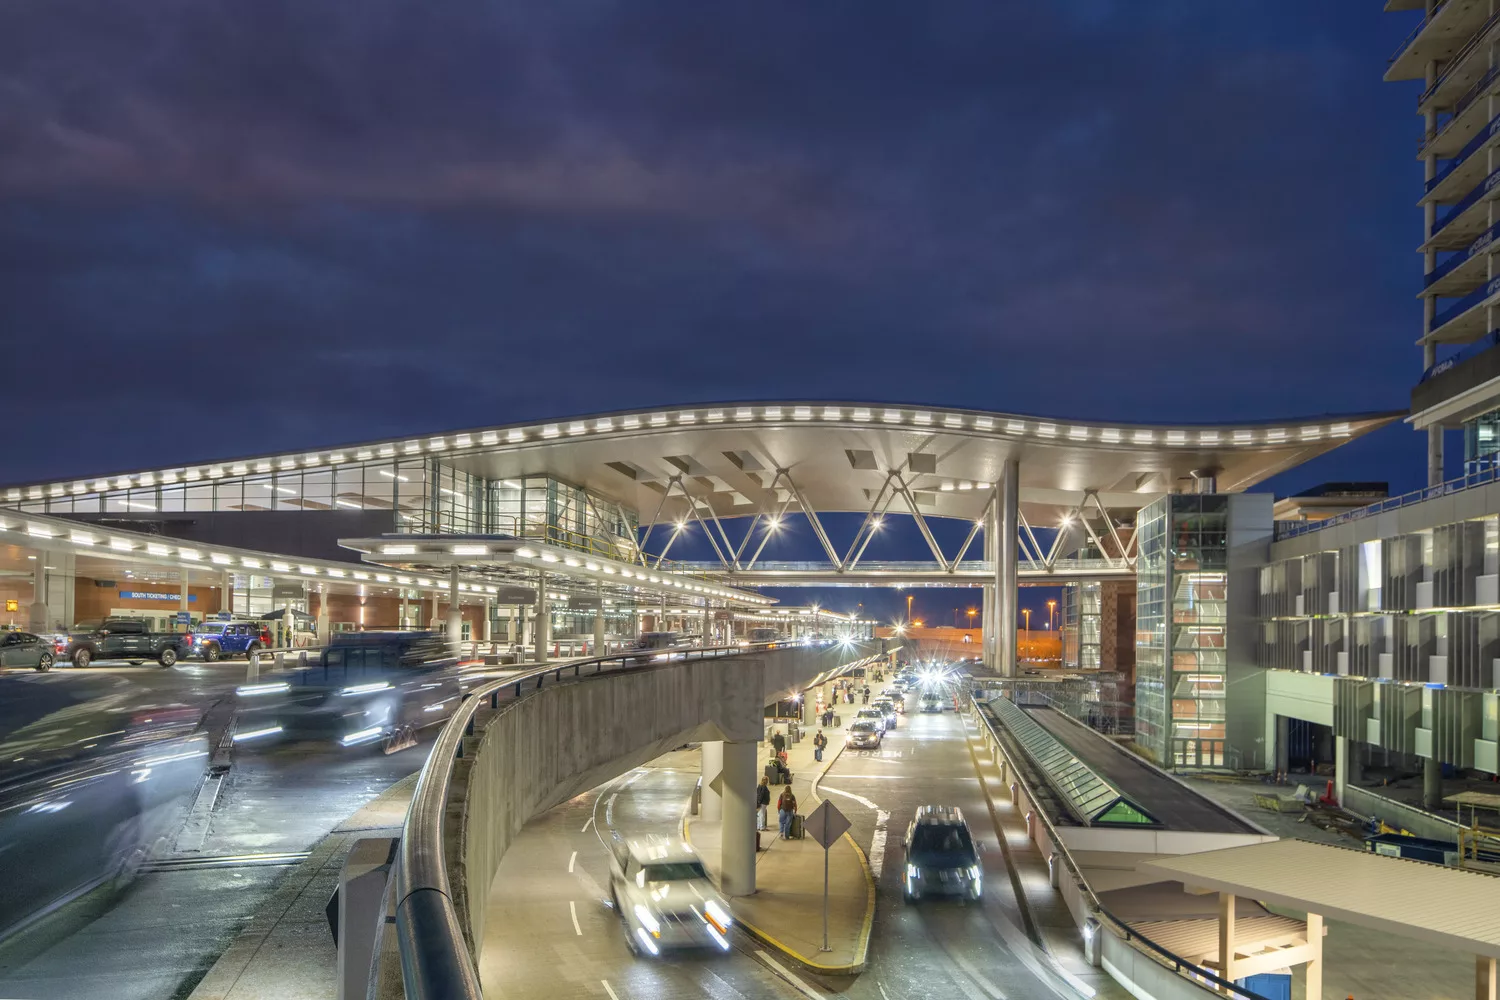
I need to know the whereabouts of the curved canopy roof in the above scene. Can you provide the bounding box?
[3,401,1400,525]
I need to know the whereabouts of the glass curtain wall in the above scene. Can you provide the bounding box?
[1134,498,1169,762]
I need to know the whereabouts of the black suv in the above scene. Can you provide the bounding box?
[902,805,982,902]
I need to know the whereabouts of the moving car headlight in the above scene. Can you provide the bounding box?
[634,927,660,956]
[704,899,733,931]
[236,682,290,697]
[905,863,920,878]
[968,865,982,880]
[633,904,661,935]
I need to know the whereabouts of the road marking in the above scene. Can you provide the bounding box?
[569,900,582,936]
[754,948,822,999]
[950,951,1009,999]
[601,980,620,1000]
[878,984,894,1000]
[604,792,618,827]
[870,809,890,880]
[819,785,878,810]
[568,850,577,873]
[581,816,595,833]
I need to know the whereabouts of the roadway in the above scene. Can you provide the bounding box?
[479,686,1092,1000]
[0,657,471,1000]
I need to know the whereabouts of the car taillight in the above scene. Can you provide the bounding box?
[185,634,194,645]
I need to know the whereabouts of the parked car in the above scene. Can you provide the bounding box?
[235,630,463,750]
[903,805,982,903]
[59,618,192,668]
[607,836,733,956]
[848,720,882,749]
[873,697,899,729]
[854,707,887,733]
[191,621,271,662]
[0,632,55,672]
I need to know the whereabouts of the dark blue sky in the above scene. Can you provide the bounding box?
[0,3,1437,618]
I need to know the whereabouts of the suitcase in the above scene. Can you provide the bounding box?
[765,762,780,784]
[789,813,805,839]
[833,714,841,727]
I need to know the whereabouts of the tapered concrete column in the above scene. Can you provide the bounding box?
[483,598,493,642]
[429,593,439,630]
[535,571,550,657]
[28,559,48,633]
[222,571,234,615]
[1218,892,1237,982]
[995,457,1019,678]
[1335,736,1349,807]
[508,605,518,645]
[700,740,724,822]
[317,588,330,645]
[180,569,191,615]
[446,567,462,640]
[593,584,606,653]
[720,740,758,896]
[1478,955,1497,1000]
[399,594,408,629]
[703,603,712,645]
[1423,756,1443,810]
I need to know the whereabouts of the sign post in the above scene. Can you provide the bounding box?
[804,799,851,953]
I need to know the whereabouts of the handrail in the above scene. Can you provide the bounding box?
[393,637,869,1000]
[1275,462,1500,540]
[1420,63,1500,155]
[1390,0,1448,66]
[1419,8,1500,107]
[969,698,1269,1000]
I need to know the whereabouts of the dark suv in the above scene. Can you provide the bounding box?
[902,805,982,903]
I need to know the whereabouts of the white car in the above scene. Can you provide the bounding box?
[609,837,733,956]
[854,707,887,733]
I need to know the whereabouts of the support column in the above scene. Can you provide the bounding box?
[222,570,234,616]
[1424,756,1443,810]
[701,740,724,822]
[483,598,493,642]
[1335,736,1349,808]
[429,592,439,630]
[996,457,1019,678]
[719,740,758,896]
[1305,912,1323,1000]
[399,594,408,630]
[593,584,605,653]
[535,571,550,659]
[509,604,519,646]
[28,559,48,634]
[703,602,712,646]
[1218,892,1237,982]
[446,567,462,641]
[180,568,191,624]
[1275,715,1290,780]
[317,587,330,645]
[1478,955,1497,1000]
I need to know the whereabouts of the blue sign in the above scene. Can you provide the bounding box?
[176,611,191,625]
[119,591,198,603]
[216,612,233,621]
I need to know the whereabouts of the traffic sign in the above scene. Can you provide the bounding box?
[805,800,850,849]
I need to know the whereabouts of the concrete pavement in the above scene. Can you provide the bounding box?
[687,722,876,975]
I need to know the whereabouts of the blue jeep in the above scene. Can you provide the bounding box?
[192,621,270,661]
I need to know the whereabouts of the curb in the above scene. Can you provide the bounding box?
[684,736,876,977]
[962,710,1043,947]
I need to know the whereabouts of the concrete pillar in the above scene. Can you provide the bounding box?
[180,568,190,615]
[535,571,550,658]
[701,740,724,822]
[719,740,757,896]
[703,602,711,646]
[1218,892,1237,983]
[1274,715,1290,779]
[1305,912,1323,1000]
[399,594,408,630]
[1335,736,1349,807]
[995,457,1019,678]
[317,588,330,645]
[509,604,518,645]
[801,690,815,725]
[1478,955,1497,1000]
[1424,756,1443,811]
[593,583,605,653]
[222,570,234,616]
[446,567,462,641]
[483,598,493,642]
[28,559,47,633]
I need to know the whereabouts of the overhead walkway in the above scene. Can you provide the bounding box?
[669,557,1135,586]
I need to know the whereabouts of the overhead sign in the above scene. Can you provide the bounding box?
[805,800,851,849]
[176,611,192,625]
[119,591,197,603]
[4,599,16,613]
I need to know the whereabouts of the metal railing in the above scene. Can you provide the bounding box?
[1274,463,1500,541]
[969,698,1269,1000]
[1419,9,1500,107]
[1420,63,1500,155]
[392,638,872,1000]
[1390,0,1448,66]
[1425,219,1500,288]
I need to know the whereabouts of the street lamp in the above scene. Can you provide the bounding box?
[1047,599,1057,631]
[966,608,976,628]
[906,594,913,622]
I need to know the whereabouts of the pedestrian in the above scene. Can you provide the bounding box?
[813,728,827,762]
[771,729,786,755]
[777,786,798,839]
[756,776,771,831]
[862,689,870,705]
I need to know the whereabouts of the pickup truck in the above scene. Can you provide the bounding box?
[59,618,193,668]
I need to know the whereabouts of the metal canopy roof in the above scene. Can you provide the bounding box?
[992,697,1158,827]
[1,401,1400,526]
[1139,839,1500,960]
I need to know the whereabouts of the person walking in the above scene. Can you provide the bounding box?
[777,786,798,839]
[813,728,827,762]
[755,776,771,831]
[771,729,786,755]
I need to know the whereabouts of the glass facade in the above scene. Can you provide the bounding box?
[1464,408,1500,476]
[1061,582,1101,670]
[1135,494,1229,768]
[11,459,639,562]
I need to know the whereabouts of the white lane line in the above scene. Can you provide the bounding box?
[568,850,577,873]
[869,809,890,880]
[581,816,595,833]
[569,900,582,936]
[601,980,621,1000]
[604,792,618,827]
[755,948,823,999]
[819,785,878,810]
[877,984,894,1000]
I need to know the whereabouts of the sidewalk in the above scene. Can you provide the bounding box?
[187,773,418,1000]
[686,721,876,975]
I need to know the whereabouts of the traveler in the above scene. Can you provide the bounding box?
[813,729,827,762]
[756,776,771,831]
[777,787,798,839]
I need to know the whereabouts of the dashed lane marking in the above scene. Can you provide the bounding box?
[570,900,582,936]
[568,850,577,873]
[601,980,620,1000]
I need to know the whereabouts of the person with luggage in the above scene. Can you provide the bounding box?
[771,729,786,756]
[756,776,771,831]
[813,728,827,762]
[777,786,798,839]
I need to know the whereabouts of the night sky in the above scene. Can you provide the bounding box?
[0,3,1439,621]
